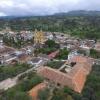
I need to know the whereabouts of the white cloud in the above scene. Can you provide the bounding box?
[0,0,14,8]
[0,12,7,16]
[0,0,100,16]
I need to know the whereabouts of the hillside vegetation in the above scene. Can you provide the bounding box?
[0,11,100,39]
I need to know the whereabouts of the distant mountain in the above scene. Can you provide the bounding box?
[0,16,35,20]
[0,10,100,20]
[53,10,100,16]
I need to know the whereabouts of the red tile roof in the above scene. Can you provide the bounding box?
[70,56,88,63]
[72,66,87,93]
[38,67,73,90]
[69,56,93,74]
[48,50,59,59]
[29,82,47,100]
[38,56,93,93]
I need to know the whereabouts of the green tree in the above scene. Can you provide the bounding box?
[56,48,69,60]
[66,95,74,100]
[90,49,100,59]
[45,40,59,48]
[38,88,50,100]
[13,92,32,100]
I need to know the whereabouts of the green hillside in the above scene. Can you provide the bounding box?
[0,11,100,39]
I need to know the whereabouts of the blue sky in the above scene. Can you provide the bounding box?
[0,0,100,16]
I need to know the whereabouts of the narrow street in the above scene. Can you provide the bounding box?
[0,59,46,91]
[0,66,36,90]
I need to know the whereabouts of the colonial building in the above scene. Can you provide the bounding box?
[34,29,45,44]
[37,56,93,93]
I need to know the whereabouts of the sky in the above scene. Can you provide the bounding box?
[0,0,100,16]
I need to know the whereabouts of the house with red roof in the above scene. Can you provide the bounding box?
[37,56,93,93]
[48,50,59,59]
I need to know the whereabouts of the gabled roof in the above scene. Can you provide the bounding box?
[38,56,93,93]
[38,67,73,89]
[70,56,88,63]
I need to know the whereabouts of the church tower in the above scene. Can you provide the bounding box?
[34,29,45,44]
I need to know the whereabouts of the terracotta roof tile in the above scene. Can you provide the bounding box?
[38,60,93,93]
[48,50,59,59]
[29,82,47,100]
[70,56,89,63]
[38,67,73,88]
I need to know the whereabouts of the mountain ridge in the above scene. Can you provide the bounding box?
[0,10,100,19]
